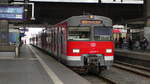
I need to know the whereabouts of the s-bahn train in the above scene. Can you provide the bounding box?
[31,15,114,72]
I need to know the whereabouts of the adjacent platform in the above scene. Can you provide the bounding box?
[115,49,150,68]
[0,45,91,84]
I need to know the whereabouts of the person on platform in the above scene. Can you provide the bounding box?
[119,37,123,48]
[140,37,149,50]
[128,37,133,50]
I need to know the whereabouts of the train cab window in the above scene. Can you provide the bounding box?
[68,27,90,41]
[94,26,112,41]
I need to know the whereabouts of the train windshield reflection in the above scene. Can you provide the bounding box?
[94,26,112,41]
[68,27,90,41]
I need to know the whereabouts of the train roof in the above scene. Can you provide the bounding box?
[67,15,112,22]
[53,15,112,27]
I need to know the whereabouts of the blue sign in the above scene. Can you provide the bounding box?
[20,28,29,32]
[20,33,26,37]
[0,6,24,20]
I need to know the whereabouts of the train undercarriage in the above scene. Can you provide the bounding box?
[71,55,111,74]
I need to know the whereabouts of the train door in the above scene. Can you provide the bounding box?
[48,29,52,52]
[54,27,57,55]
[61,27,67,58]
[46,30,50,51]
[60,27,63,59]
[57,27,61,60]
[52,28,55,54]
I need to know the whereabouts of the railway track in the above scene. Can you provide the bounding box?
[115,61,150,72]
[81,61,150,84]
[81,74,116,84]
[113,61,150,77]
[98,75,117,84]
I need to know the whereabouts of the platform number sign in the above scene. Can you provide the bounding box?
[0,6,24,20]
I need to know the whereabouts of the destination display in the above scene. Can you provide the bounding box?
[29,0,98,3]
[81,20,102,24]
[0,6,24,20]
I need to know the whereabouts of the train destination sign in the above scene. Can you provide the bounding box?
[81,20,102,24]
[0,6,24,20]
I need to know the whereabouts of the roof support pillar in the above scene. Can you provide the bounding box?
[0,0,9,46]
[144,0,150,49]
[144,0,150,27]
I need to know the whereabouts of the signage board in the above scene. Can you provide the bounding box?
[29,0,98,3]
[20,33,26,37]
[13,0,24,1]
[101,0,143,4]
[0,6,24,20]
[20,28,29,32]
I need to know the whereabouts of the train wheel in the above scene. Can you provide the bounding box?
[96,64,101,73]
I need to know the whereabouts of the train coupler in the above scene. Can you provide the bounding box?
[83,54,105,66]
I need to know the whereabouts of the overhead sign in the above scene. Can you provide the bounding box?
[101,0,143,4]
[20,28,29,32]
[13,0,24,1]
[29,0,98,3]
[0,6,24,20]
[20,33,26,37]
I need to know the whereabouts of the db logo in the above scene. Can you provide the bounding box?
[90,43,96,47]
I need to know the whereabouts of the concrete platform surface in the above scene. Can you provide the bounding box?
[0,45,91,84]
[0,60,53,84]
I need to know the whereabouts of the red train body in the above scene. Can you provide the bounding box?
[31,15,114,72]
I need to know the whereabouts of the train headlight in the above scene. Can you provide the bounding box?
[106,49,112,53]
[73,49,80,53]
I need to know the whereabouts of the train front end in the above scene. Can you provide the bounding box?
[66,15,114,71]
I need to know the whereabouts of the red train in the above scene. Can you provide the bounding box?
[31,15,114,72]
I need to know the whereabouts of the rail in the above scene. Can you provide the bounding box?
[113,62,150,77]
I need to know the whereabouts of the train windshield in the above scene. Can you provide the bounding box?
[68,27,90,41]
[94,26,112,41]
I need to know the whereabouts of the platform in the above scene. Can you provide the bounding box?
[0,45,91,84]
[115,49,150,61]
[115,48,150,68]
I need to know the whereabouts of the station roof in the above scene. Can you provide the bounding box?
[9,2,144,28]
[33,3,143,25]
[126,16,150,28]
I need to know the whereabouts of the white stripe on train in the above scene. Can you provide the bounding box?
[65,56,114,61]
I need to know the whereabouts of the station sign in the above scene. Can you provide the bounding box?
[20,33,26,37]
[20,28,29,32]
[13,0,24,1]
[101,0,143,4]
[0,6,24,20]
[29,0,98,3]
